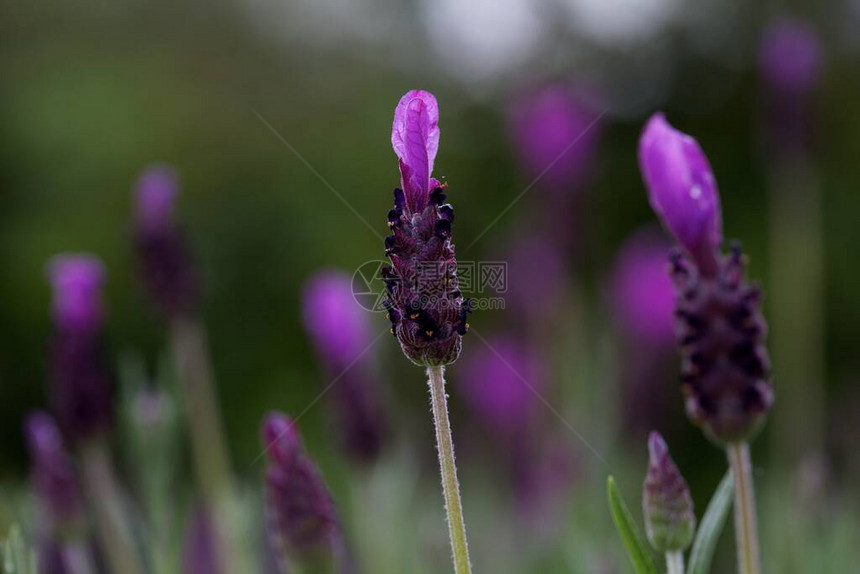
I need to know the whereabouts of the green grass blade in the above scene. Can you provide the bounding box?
[688,470,735,574]
[607,476,660,574]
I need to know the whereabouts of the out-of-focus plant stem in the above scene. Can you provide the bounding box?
[169,317,245,571]
[427,365,472,574]
[768,160,825,466]
[666,551,684,574]
[727,442,760,574]
[78,439,143,574]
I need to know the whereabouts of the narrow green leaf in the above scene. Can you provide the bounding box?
[607,476,660,574]
[688,470,735,574]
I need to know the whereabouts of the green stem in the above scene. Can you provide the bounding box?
[426,365,472,574]
[78,440,144,574]
[666,551,685,574]
[727,442,761,574]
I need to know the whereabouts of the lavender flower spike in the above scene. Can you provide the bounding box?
[643,432,695,553]
[25,412,84,529]
[134,164,198,317]
[302,270,387,462]
[46,254,114,440]
[262,412,341,572]
[639,113,722,276]
[383,90,470,366]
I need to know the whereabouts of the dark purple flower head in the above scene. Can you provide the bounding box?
[133,164,198,318]
[302,271,387,462]
[671,245,774,444]
[182,503,223,574]
[610,229,676,348]
[25,411,83,527]
[642,432,695,552]
[392,90,441,214]
[508,85,602,192]
[261,412,340,571]
[639,113,722,276]
[46,254,114,441]
[47,254,106,335]
[759,18,822,96]
[457,335,542,437]
[383,90,470,367]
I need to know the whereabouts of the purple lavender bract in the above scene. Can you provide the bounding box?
[261,412,340,571]
[25,411,83,528]
[382,90,470,367]
[642,432,695,552]
[639,113,722,277]
[134,164,198,318]
[302,271,386,462]
[46,254,114,440]
[610,228,676,348]
[508,85,601,192]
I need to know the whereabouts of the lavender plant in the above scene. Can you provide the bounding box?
[639,113,774,574]
[302,271,387,463]
[261,412,343,573]
[380,90,472,573]
[46,255,144,574]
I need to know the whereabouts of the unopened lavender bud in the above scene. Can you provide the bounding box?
[643,432,695,553]
[671,245,774,444]
[638,113,722,276]
[25,411,84,530]
[261,412,340,572]
[182,504,223,574]
[46,254,114,440]
[133,164,198,318]
[383,90,471,366]
[302,271,387,462]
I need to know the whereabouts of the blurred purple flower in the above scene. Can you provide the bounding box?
[610,228,675,348]
[642,432,695,552]
[261,412,341,571]
[508,85,602,192]
[383,90,471,366]
[638,113,722,276]
[392,90,441,214]
[182,504,222,574]
[759,18,822,96]
[302,270,387,462]
[25,411,83,527]
[133,164,198,318]
[46,254,114,440]
[503,234,568,324]
[457,335,543,437]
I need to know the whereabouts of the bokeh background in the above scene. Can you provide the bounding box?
[2,0,859,572]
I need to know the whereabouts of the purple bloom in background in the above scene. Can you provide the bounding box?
[508,85,602,192]
[302,270,387,462]
[759,18,822,97]
[610,228,676,348]
[261,412,341,572]
[133,164,198,318]
[457,335,543,438]
[639,113,722,277]
[383,90,471,366]
[182,504,222,574]
[642,432,695,553]
[47,254,114,440]
[503,234,568,325]
[25,411,84,528]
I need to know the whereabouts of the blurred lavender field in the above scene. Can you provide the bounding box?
[2,1,860,573]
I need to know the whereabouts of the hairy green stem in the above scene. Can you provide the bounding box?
[727,442,761,574]
[78,440,144,574]
[666,551,685,574]
[427,365,471,574]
